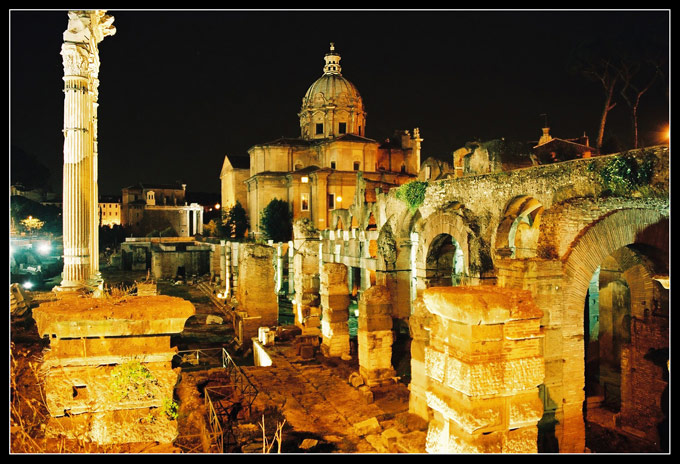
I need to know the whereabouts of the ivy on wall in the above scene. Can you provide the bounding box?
[588,152,656,196]
[396,181,428,212]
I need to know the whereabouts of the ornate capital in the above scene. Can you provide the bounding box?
[61,42,90,77]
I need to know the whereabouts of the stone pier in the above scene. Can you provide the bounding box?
[234,243,278,346]
[320,262,351,358]
[32,295,194,444]
[419,286,544,454]
[357,285,396,386]
[59,10,115,291]
[293,220,321,331]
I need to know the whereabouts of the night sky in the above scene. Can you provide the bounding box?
[10,9,670,197]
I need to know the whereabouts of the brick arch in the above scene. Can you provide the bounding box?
[562,208,667,312]
[610,245,661,320]
[551,207,667,452]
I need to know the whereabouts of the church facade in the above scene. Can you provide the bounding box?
[220,43,423,237]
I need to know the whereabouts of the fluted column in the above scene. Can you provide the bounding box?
[58,10,115,291]
[60,41,92,289]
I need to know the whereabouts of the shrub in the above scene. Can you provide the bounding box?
[109,361,159,401]
[224,201,248,239]
[395,181,428,212]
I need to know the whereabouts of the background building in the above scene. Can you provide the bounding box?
[121,182,203,237]
[98,195,121,227]
[221,43,422,237]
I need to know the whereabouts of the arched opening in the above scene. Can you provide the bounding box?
[560,210,670,453]
[425,233,464,287]
[496,196,543,258]
[582,242,669,452]
[584,258,632,411]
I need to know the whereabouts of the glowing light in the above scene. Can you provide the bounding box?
[301,176,309,183]
[22,281,34,290]
[336,196,342,203]
[37,242,51,254]
[215,203,221,210]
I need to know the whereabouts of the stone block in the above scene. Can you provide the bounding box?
[503,426,538,453]
[422,286,542,325]
[33,296,195,339]
[320,263,348,286]
[353,417,381,436]
[322,307,349,323]
[320,293,350,310]
[358,314,392,332]
[358,301,392,316]
[508,392,544,429]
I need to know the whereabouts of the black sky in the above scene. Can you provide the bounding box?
[10,9,670,196]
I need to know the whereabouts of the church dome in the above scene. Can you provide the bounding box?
[299,43,367,140]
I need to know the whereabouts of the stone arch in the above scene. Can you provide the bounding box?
[413,209,470,293]
[495,195,544,259]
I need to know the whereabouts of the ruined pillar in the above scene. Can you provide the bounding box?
[293,219,321,331]
[320,263,350,358]
[495,258,581,452]
[59,10,115,291]
[420,286,545,454]
[32,295,195,444]
[234,243,278,345]
[408,296,432,421]
[357,285,396,386]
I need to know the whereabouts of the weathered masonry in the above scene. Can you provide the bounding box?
[297,145,669,453]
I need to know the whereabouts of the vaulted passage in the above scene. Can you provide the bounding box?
[583,243,669,452]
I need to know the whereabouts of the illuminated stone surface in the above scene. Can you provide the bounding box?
[419,286,544,453]
[59,10,115,290]
[234,243,278,345]
[357,285,396,386]
[32,295,195,444]
[320,262,351,358]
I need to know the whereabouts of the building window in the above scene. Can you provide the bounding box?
[301,193,309,211]
[338,122,346,134]
[353,161,360,171]
[358,126,362,136]
[316,123,324,135]
[330,161,336,170]
[328,193,335,210]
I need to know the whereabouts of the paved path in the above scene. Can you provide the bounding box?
[240,342,426,453]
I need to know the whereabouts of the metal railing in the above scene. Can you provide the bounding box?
[174,347,259,453]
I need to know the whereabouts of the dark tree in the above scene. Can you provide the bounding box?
[569,12,668,151]
[259,198,292,243]
[224,201,248,239]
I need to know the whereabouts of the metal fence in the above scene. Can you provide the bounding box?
[174,347,259,453]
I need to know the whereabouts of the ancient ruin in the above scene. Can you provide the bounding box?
[13,11,669,455]
[32,295,195,444]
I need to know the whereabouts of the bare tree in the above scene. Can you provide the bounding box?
[582,59,619,151]
[618,60,663,149]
